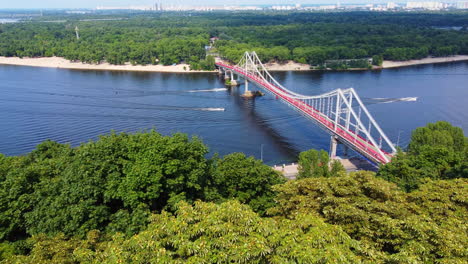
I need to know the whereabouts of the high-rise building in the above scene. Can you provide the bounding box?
[456,1,468,9]
[406,2,444,10]
[387,2,397,9]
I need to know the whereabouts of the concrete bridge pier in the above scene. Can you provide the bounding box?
[330,136,350,159]
[223,70,238,87]
[329,135,339,159]
[229,71,238,86]
[215,54,395,166]
[242,79,255,98]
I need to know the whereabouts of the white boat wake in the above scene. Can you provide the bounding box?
[194,107,225,111]
[364,97,418,104]
[187,88,228,93]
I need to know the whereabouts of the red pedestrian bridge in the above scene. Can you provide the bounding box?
[216,52,396,164]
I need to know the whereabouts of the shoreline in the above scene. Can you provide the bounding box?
[1,55,468,73]
[266,55,468,71]
[381,55,468,68]
[0,56,215,73]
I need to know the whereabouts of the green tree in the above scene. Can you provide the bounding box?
[202,55,216,70]
[0,242,15,261]
[0,131,211,241]
[378,121,467,191]
[4,201,365,263]
[408,121,466,155]
[372,55,383,66]
[206,153,286,215]
[270,172,468,263]
[297,149,345,179]
[0,141,71,241]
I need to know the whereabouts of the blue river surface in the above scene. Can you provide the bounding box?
[1,62,467,165]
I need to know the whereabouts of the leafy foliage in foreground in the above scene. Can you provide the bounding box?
[0,131,282,243]
[1,121,467,262]
[270,172,468,262]
[297,149,345,179]
[206,153,285,215]
[378,121,467,191]
[3,201,364,264]
[0,131,209,240]
[3,175,467,263]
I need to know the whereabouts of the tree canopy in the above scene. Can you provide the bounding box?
[0,122,466,262]
[0,12,467,68]
[378,121,467,191]
[0,131,283,243]
[297,149,345,179]
[270,172,468,262]
[206,153,286,215]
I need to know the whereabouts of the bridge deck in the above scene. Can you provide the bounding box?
[217,62,392,164]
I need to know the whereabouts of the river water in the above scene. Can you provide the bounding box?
[1,62,467,164]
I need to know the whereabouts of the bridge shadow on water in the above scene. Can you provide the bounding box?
[225,84,363,165]
[226,83,301,163]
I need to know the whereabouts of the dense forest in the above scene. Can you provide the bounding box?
[0,12,467,68]
[0,121,466,263]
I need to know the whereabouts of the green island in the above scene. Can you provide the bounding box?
[0,11,467,70]
[0,121,466,263]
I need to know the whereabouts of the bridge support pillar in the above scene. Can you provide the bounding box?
[329,135,338,159]
[229,72,238,86]
[241,79,254,98]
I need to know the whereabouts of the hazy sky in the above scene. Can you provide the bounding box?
[0,0,460,9]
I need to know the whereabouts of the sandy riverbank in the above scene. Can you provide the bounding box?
[0,56,311,72]
[1,55,468,72]
[264,61,312,71]
[266,56,468,71]
[382,55,468,68]
[0,56,215,73]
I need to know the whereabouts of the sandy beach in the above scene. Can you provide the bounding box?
[0,56,215,73]
[382,55,468,68]
[1,55,468,72]
[264,61,312,71]
[0,56,309,72]
[266,56,468,71]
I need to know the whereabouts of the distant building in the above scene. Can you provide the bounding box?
[96,1,163,11]
[96,5,155,11]
[387,2,398,9]
[456,1,468,9]
[271,5,295,10]
[66,11,92,14]
[406,2,444,10]
[304,5,337,11]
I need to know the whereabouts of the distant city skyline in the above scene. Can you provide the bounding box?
[1,0,464,9]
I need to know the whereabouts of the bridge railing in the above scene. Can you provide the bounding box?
[216,52,396,164]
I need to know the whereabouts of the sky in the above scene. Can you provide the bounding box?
[0,0,461,9]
